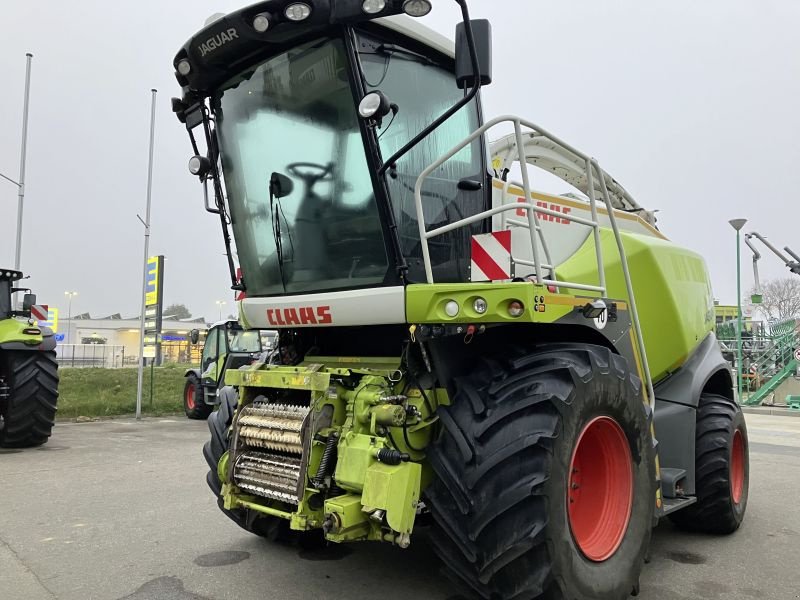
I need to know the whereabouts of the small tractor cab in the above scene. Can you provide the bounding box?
[183,320,273,419]
[0,268,59,447]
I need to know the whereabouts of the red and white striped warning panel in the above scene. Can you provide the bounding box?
[30,304,49,322]
[471,231,512,281]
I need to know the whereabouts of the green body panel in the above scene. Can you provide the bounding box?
[557,229,715,382]
[0,317,45,347]
[323,494,372,542]
[225,364,332,391]
[406,282,570,325]
[335,432,385,492]
[362,461,421,535]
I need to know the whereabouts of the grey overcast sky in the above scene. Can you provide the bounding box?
[1,0,798,322]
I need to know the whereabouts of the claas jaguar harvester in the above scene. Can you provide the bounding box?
[171,2,749,598]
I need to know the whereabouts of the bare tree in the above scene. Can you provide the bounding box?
[751,277,800,321]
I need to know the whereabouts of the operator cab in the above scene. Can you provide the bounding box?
[0,269,36,319]
[174,1,492,296]
[197,321,264,400]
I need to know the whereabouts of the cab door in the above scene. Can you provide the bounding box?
[200,326,228,403]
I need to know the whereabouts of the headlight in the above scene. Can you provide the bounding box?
[402,0,432,17]
[362,0,386,14]
[358,91,390,119]
[252,13,270,32]
[473,297,488,315]
[188,155,211,177]
[177,59,191,76]
[444,300,460,318]
[284,3,312,21]
[508,300,524,318]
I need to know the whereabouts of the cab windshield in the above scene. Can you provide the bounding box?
[215,32,485,295]
[357,31,484,283]
[226,329,262,353]
[216,37,389,296]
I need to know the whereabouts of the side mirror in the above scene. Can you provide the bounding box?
[22,293,36,312]
[189,329,200,345]
[270,172,295,199]
[455,19,493,90]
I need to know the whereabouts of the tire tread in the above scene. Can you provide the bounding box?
[0,351,59,448]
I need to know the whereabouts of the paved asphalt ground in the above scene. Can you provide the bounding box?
[1,413,799,600]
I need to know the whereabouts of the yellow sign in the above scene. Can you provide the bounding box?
[143,346,156,358]
[145,256,160,306]
[39,307,59,333]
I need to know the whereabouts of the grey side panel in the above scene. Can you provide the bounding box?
[653,332,733,497]
[654,333,732,408]
[216,385,238,408]
[654,399,697,495]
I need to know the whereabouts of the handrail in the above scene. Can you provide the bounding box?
[500,179,556,280]
[413,115,656,409]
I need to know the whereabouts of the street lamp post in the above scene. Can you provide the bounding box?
[64,291,78,345]
[136,89,158,421]
[1,53,33,272]
[730,218,748,403]
[215,300,227,321]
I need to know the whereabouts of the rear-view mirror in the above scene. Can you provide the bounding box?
[189,329,200,345]
[455,19,493,89]
[22,293,36,312]
[270,172,294,199]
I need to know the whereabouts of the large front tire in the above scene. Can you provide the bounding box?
[426,344,656,600]
[184,374,212,420]
[669,393,749,534]
[0,351,59,448]
[203,388,290,540]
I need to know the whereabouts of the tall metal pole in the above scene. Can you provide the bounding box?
[14,53,33,271]
[730,218,747,402]
[736,229,743,403]
[136,89,158,421]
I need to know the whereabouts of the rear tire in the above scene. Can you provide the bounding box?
[425,344,656,600]
[203,388,291,540]
[0,351,59,448]
[669,393,749,534]
[184,374,212,420]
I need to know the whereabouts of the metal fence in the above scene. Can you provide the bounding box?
[56,344,128,368]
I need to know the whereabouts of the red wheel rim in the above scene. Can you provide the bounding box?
[568,416,634,562]
[731,429,745,504]
[185,383,196,410]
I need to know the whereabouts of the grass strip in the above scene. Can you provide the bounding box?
[57,363,190,419]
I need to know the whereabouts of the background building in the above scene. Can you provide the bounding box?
[57,315,208,367]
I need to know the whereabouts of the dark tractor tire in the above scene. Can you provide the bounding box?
[184,374,212,420]
[203,388,292,541]
[425,344,656,600]
[0,351,59,448]
[669,393,749,534]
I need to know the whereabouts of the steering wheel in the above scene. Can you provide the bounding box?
[287,162,335,186]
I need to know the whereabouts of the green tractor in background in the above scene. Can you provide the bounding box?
[171,2,750,598]
[183,320,276,419]
[0,269,59,448]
